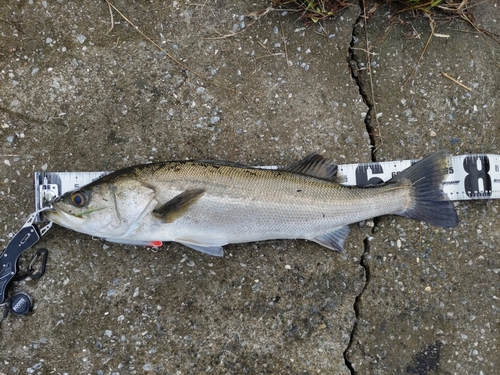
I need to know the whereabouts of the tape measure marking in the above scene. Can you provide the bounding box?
[34,154,498,218]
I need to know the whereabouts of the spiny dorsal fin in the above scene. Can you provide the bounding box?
[283,152,338,181]
[153,188,205,223]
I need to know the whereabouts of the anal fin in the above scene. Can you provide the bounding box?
[309,226,350,252]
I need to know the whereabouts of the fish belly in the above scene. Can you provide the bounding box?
[129,182,409,245]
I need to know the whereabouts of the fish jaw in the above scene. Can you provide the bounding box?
[45,206,87,232]
[45,202,122,238]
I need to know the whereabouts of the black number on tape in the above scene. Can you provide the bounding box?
[355,163,384,187]
[464,155,492,197]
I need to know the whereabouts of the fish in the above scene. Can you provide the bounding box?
[45,150,458,256]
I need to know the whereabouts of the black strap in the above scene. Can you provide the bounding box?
[28,248,48,280]
[13,248,49,282]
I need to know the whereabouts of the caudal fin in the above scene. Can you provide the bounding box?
[391,150,458,228]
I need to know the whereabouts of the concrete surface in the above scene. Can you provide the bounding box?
[346,1,500,374]
[0,0,498,374]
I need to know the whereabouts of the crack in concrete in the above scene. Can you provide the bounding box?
[343,2,378,372]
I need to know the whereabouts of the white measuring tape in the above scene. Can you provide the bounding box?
[34,153,496,220]
[336,154,497,201]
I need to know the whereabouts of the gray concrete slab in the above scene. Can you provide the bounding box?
[1,1,368,374]
[0,0,498,374]
[346,1,500,374]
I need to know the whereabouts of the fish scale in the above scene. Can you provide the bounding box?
[45,151,457,256]
[137,162,406,234]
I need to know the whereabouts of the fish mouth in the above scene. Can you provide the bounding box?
[44,205,85,228]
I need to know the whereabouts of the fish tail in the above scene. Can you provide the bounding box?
[392,150,458,228]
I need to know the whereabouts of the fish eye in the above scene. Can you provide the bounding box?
[70,191,88,207]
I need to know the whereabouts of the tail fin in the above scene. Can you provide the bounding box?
[391,150,458,228]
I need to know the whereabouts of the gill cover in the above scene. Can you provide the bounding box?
[49,178,158,239]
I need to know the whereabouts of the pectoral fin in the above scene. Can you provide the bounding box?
[309,226,350,252]
[153,189,205,223]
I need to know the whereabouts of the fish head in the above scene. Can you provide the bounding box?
[45,176,158,239]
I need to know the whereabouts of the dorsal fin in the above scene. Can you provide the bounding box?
[283,152,338,181]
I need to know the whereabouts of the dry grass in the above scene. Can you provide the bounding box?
[395,0,470,14]
[272,0,474,21]
[271,0,355,22]
[272,0,499,44]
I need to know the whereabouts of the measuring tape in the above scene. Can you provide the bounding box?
[33,154,497,221]
[336,154,497,201]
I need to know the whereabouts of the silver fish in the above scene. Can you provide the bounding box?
[45,151,458,256]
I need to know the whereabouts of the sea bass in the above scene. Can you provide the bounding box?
[45,151,458,256]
